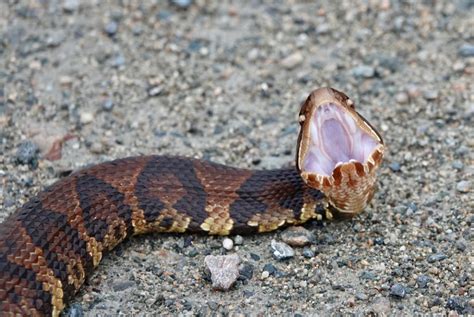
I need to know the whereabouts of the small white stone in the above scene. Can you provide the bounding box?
[261,271,270,279]
[80,112,94,124]
[222,238,234,250]
[456,180,470,193]
[281,52,303,69]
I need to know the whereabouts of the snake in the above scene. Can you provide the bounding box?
[0,87,384,316]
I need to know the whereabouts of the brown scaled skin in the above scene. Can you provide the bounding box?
[0,88,384,316]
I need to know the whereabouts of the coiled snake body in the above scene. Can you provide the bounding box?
[0,88,384,316]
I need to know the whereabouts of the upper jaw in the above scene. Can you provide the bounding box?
[296,87,384,215]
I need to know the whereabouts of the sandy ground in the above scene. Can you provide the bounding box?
[0,0,473,315]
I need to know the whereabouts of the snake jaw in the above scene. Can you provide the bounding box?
[296,87,385,216]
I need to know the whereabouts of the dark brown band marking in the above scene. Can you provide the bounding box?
[229,171,270,234]
[134,157,209,230]
[76,174,133,242]
[16,198,93,302]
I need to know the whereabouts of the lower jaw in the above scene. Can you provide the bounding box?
[301,160,379,216]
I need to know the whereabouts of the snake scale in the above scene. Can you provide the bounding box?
[0,87,384,316]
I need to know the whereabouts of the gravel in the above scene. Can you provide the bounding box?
[416,275,431,289]
[390,283,408,298]
[270,240,295,260]
[352,65,376,78]
[281,226,315,247]
[427,253,448,263]
[0,1,472,315]
[104,21,118,37]
[456,180,471,193]
[458,43,474,57]
[15,140,39,168]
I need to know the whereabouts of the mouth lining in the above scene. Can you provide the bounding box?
[302,102,379,177]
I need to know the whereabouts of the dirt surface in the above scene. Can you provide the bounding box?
[0,0,473,315]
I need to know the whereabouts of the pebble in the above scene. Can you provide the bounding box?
[416,275,430,288]
[234,235,243,245]
[316,24,330,34]
[110,54,125,68]
[355,292,368,300]
[112,280,135,292]
[281,52,303,70]
[63,303,84,317]
[406,84,421,98]
[147,85,163,97]
[281,226,315,247]
[389,162,401,172]
[427,253,447,263]
[15,140,39,167]
[187,247,198,257]
[204,254,240,290]
[451,161,463,170]
[243,290,254,298]
[222,238,233,250]
[374,237,385,245]
[390,283,407,298]
[171,0,192,9]
[104,21,118,36]
[270,240,294,260]
[453,60,465,72]
[89,142,104,154]
[63,0,79,12]
[80,112,94,124]
[262,263,277,276]
[423,89,438,100]
[238,263,254,281]
[261,271,270,279]
[102,99,114,111]
[458,43,474,57]
[446,297,467,314]
[247,48,259,61]
[456,181,470,193]
[369,297,391,314]
[377,55,401,72]
[407,202,417,212]
[346,297,356,307]
[249,253,260,261]
[455,239,467,252]
[395,92,409,104]
[302,247,315,258]
[359,271,377,281]
[352,65,375,78]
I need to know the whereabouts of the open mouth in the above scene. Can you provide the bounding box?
[302,103,380,176]
[296,87,385,215]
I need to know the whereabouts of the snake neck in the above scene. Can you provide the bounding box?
[212,167,330,234]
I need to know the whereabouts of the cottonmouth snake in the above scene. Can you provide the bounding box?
[0,87,384,316]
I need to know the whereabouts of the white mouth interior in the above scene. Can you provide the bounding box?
[303,103,379,176]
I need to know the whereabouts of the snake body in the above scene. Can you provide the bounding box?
[0,88,384,316]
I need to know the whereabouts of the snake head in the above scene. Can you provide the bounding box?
[296,87,385,217]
